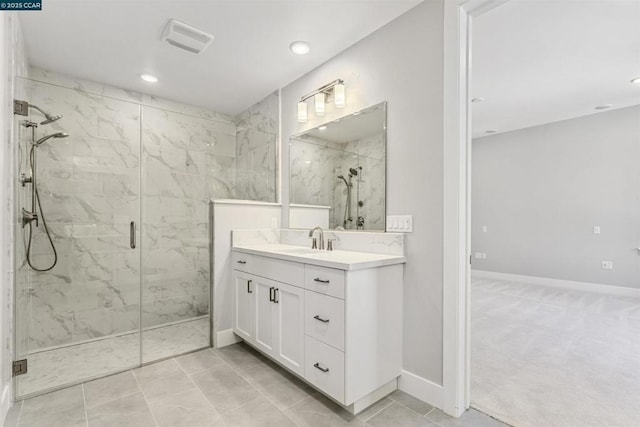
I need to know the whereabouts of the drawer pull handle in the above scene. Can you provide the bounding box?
[247,280,252,294]
[269,287,275,302]
[274,288,279,304]
[313,363,329,373]
[313,315,330,323]
[314,278,330,284]
[237,260,247,264]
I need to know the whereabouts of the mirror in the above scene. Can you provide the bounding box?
[289,102,386,231]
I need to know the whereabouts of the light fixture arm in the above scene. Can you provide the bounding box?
[300,79,344,102]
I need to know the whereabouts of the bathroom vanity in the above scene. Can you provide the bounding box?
[231,241,405,414]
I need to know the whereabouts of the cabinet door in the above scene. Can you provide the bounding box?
[254,277,277,355]
[233,270,255,343]
[273,282,305,375]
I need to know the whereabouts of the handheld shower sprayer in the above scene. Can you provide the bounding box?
[34,132,69,146]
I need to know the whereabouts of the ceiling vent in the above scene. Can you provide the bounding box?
[161,19,214,54]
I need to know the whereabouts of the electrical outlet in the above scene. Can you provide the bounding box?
[593,226,601,234]
[474,252,482,259]
[481,253,487,259]
[601,261,613,270]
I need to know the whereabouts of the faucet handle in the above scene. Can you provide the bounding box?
[311,237,317,249]
[327,239,335,251]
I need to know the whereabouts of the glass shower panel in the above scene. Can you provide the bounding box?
[14,79,141,398]
[140,106,234,362]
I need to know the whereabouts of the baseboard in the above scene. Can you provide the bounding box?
[398,369,443,409]
[215,329,243,348]
[472,270,640,297]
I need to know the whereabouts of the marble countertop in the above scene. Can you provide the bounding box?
[232,244,406,271]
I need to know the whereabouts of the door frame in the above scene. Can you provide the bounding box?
[441,0,509,417]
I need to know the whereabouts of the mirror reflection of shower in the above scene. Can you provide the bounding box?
[337,166,363,229]
[17,101,67,272]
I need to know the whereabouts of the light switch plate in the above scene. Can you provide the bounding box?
[601,261,613,270]
[386,215,413,232]
[593,226,601,234]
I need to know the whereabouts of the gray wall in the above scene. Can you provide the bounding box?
[281,0,445,383]
[472,106,640,289]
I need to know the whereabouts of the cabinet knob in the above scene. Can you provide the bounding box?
[313,315,330,323]
[313,362,329,373]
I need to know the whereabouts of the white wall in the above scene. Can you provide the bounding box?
[472,106,640,289]
[281,0,445,384]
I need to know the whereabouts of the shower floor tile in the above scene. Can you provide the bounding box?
[16,317,209,398]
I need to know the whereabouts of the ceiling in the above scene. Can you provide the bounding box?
[472,0,640,139]
[19,0,422,116]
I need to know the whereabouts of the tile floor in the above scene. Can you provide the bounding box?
[5,342,508,427]
[16,318,209,398]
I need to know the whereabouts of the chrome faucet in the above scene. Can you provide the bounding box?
[309,226,324,250]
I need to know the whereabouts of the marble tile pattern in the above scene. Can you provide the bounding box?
[234,91,278,202]
[16,318,208,397]
[8,342,508,427]
[290,132,385,231]
[233,229,405,256]
[471,276,640,427]
[15,68,278,366]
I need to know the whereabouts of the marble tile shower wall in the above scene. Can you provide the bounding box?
[290,133,385,230]
[16,68,278,353]
[234,91,278,202]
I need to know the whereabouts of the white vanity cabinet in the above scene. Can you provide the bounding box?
[231,247,404,413]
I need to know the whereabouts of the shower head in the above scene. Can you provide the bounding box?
[28,103,63,125]
[34,132,69,146]
[349,168,358,177]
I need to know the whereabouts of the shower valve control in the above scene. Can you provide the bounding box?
[19,173,33,186]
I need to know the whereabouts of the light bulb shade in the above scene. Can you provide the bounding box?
[297,101,308,123]
[334,83,345,108]
[315,93,326,116]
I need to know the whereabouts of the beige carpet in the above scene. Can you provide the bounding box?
[471,277,640,427]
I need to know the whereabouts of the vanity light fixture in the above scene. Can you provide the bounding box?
[140,74,158,83]
[296,79,345,123]
[630,76,640,84]
[290,41,310,55]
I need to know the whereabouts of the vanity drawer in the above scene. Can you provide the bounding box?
[305,291,344,351]
[253,255,304,285]
[232,252,253,273]
[304,335,345,403]
[304,265,345,299]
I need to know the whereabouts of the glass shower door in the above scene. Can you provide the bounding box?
[14,79,142,398]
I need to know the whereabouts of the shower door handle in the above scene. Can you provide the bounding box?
[130,221,136,249]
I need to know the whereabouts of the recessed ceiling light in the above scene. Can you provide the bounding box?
[140,74,158,83]
[289,41,310,55]
[595,104,612,110]
[630,76,640,84]
[485,129,497,134]
[471,97,485,103]
[318,126,327,131]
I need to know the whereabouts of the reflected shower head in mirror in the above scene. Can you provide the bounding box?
[28,103,63,125]
[34,132,69,146]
